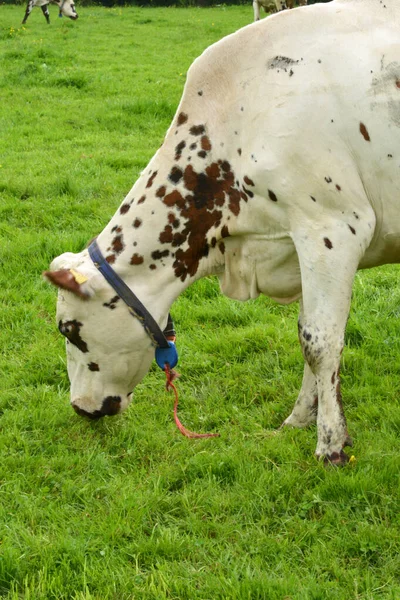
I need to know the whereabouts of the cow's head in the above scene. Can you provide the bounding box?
[44,251,156,419]
[58,0,78,20]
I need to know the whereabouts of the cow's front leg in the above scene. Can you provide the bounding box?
[292,216,374,464]
[22,0,34,24]
[41,4,50,23]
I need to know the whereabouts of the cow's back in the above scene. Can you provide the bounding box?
[165,0,400,270]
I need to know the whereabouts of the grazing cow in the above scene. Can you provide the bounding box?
[45,0,400,465]
[22,0,78,24]
[253,0,307,22]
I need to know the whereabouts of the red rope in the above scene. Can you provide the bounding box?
[164,364,220,439]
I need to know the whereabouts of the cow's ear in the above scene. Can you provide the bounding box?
[43,268,91,299]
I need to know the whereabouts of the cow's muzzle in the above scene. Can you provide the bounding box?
[72,395,122,419]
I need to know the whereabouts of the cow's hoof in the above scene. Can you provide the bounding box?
[322,450,349,467]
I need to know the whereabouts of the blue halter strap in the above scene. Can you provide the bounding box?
[88,240,178,369]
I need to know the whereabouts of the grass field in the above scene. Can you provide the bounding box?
[0,4,399,599]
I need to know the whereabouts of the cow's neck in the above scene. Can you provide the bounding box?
[94,130,251,323]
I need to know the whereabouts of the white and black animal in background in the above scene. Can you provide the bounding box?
[22,0,78,25]
[253,0,307,22]
[45,0,400,466]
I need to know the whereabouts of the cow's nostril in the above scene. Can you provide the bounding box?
[101,396,122,416]
[72,403,104,420]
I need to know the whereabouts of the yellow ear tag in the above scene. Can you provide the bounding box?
[70,269,88,285]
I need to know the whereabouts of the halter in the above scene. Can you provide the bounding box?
[88,240,178,370]
[58,0,66,17]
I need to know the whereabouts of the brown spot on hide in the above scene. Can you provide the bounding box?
[359,122,370,141]
[138,195,146,204]
[172,231,186,246]
[311,196,316,202]
[197,151,207,159]
[177,112,188,126]
[348,225,356,235]
[221,225,229,238]
[103,295,120,310]
[237,148,242,156]
[268,189,278,202]
[168,213,180,228]
[396,80,400,89]
[130,253,144,265]
[169,167,183,185]
[120,203,130,215]
[189,143,197,151]
[198,90,203,96]
[163,190,185,208]
[106,254,116,264]
[324,237,333,249]
[146,171,158,188]
[201,136,212,152]
[152,249,170,260]
[88,362,99,372]
[150,264,157,270]
[189,124,206,136]
[156,186,166,198]
[175,140,186,161]
[244,176,255,187]
[325,176,332,183]
[159,225,173,244]
[336,380,343,409]
[112,234,124,255]
[336,184,341,191]
[133,218,142,228]
[156,159,245,281]
[219,242,225,254]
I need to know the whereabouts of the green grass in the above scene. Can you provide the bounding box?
[0,5,399,599]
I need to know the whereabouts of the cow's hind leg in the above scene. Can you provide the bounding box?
[282,328,318,428]
[292,215,374,465]
[253,0,260,21]
[41,4,50,23]
[22,0,34,24]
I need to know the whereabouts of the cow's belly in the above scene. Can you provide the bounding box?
[218,234,301,304]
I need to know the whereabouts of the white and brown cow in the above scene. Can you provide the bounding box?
[22,0,78,24]
[45,0,400,465]
[253,0,307,22]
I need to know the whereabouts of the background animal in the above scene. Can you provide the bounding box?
[22,0,78,24]
[253,0,307,22]
[45,0,400,465]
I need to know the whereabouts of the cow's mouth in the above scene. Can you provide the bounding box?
[72,403,103,420]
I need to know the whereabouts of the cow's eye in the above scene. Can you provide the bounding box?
[58,320,74,337]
